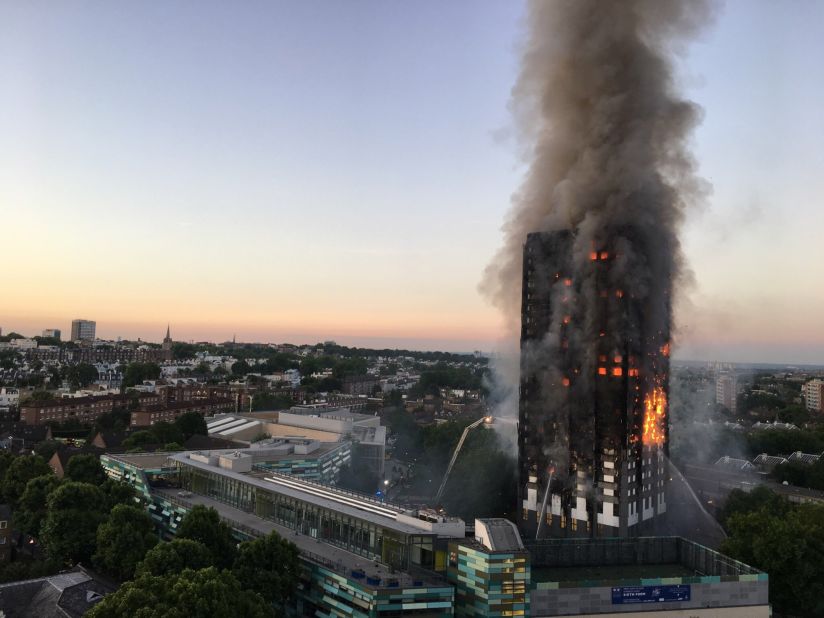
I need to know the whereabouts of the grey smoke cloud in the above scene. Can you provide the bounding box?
[482,0,713,332]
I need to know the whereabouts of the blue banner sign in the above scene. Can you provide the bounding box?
[611,584,691,604]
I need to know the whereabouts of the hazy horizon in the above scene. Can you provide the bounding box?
[3,1,824,364]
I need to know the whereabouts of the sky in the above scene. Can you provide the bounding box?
[1,1,823,363]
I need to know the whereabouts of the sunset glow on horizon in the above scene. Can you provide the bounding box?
[4,1,824,362]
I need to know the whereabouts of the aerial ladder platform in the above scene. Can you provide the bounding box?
[434,416,492,503]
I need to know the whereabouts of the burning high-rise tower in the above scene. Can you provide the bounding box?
[480,0,711,538]
[518,230,670,538]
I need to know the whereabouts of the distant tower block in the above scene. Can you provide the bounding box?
[71,319,96,342]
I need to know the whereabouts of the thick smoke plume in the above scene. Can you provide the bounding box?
[481,0,711,458]
[483,0,713,401]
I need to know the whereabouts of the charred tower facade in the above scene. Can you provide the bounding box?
[518,231,670,539]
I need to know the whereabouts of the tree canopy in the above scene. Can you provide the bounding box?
[66,454,108,485]
[62,363,99,389]
[41,482,108,564]
[175,411,208,440]
[16,474,61,537]
[86,567,273,618]
[137,539,213,578]
[94,505,158,580]
[176,505,237,569]
[722,502,824,617]
[233,532,300,606]
[122,362,162,388]
[2,455,52,509]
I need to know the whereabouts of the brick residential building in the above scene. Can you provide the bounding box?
[130,398,234,427]
[341,375,380,396]
[21,393,160,426]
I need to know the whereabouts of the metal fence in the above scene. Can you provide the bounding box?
[524,536,762,577]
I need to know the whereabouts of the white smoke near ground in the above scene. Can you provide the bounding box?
[483,342,520,453]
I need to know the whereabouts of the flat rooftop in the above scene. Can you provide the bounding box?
[166,451,448,536]
[104,452,177,470]
[249,441,345,462]
[525,536,763,588]
[154,488,446,590]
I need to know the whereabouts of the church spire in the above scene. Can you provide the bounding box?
[162,324,172,352]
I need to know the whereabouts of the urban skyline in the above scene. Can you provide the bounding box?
[4,1,824,363]
[1,2,821,616]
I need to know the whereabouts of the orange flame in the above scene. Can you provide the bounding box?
[642,386,666,446]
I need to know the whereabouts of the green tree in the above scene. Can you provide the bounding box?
[233,531,300,606]
[122,362,162,388]
[86,567,273,618]
[409,363,485,398]
[772,457,824,491]
[0,452,15,482]
[386,389,403,408]
[332,357,368,379]
[101,479,137,511]
[91,406,132,433]
[149,421,184,445]
[441,445,516,520]
[63,363,99,389]
[717,486,790,529]
[722,503,824,617]
[174,411,207,440]
[251,392,294,411]
[231,359,252,376]
[2,455,52,509]
[29,390,56,402]
[171,342,198,360]
[745,429,824,458]
[93,504,158,580]
[33,336,60,347]
[137,539,213,577]
[386,408,422,460]
[122,430,157,450]
[34,439,62,460]
[176,505,237,569]
[65,454,108,485]
[0,356,16,372]
[317,376,342,392]
[16,474,61,537]
[41,482,107,564]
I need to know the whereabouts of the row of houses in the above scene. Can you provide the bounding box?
[19,392,233,427]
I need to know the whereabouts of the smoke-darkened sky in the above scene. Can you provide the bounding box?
[2,1,823,363]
